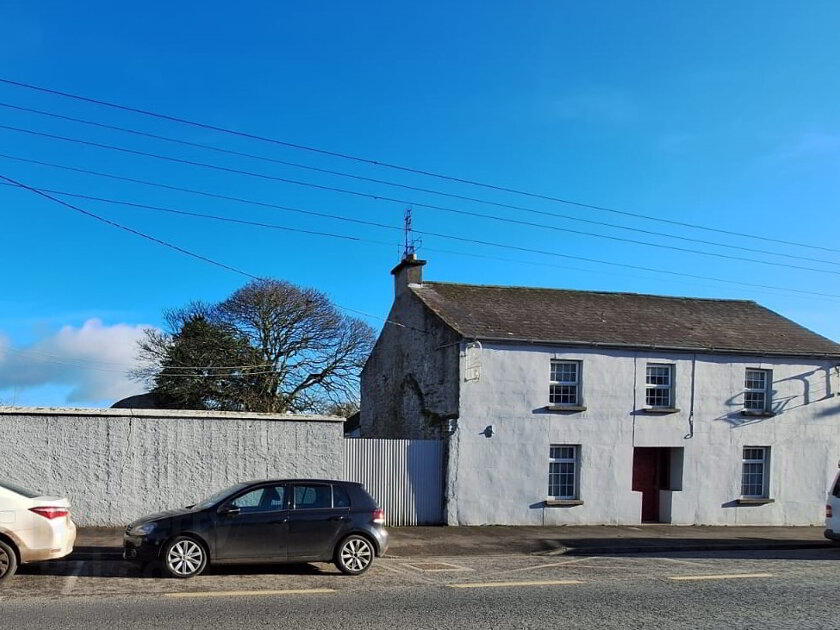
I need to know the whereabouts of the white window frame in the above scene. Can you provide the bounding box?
[741,446,770,499]
[549,360,582,407]
[744,368,772,412]
[548,445,579,500]
[645,363,675,408]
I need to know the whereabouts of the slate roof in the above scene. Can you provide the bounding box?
[410,282,840,358]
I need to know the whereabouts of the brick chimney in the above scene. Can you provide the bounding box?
[391,254,426,298]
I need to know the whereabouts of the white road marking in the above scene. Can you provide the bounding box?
[60,561,85,595]
[166,588,335,598]
[654,557,713,567]
[669,573,774,582]
[379,560,447,585]
[489,556,594,576]
[449,579,583,589]
[406,562,473,573]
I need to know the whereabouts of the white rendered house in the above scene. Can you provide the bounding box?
[362,256,840,526]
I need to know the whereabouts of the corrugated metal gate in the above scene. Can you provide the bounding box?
[344,439,444,526]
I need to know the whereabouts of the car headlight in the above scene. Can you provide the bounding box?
[128,522,157,537]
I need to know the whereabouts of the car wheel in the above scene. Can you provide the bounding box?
[0,540,18,583]
[335,535,374,575]
[162,536,207,579]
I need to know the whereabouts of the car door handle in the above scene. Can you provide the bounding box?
[271,517,289,524]
[329,516,349,521]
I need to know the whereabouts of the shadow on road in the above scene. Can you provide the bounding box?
[19,550,339,579]
[542,538,838,560]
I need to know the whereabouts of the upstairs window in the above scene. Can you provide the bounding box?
[645,364,674,408]
[744,369,772,412]
[550,360,581,406]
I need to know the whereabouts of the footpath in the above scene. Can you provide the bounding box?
[73,524,832,559]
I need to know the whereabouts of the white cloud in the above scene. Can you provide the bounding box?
[0,319,155,404]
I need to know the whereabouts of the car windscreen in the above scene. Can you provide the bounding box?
[191,482,250,510]
[0,480,40,498]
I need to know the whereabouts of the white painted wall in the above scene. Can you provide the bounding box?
[0,407,344,526]
[447,344,840,526]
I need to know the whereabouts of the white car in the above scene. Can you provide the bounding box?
[826,464,840,544]
[0,480,77,582]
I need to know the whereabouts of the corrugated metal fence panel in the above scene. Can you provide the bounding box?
[343,439,443,526]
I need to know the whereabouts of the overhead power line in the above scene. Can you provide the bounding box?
[0,173,259,279]
[1,346,312,376]
[2,346,278,371]
[0,173,427,334]
[0,76,837,256]
[3,181,824,304]
[1,347,283,377]
[2,101,837,268]
[0,181,401,245]
[1,131,839,278]
[3,177,839,301]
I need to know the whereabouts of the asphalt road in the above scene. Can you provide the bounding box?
[2,548,839,629]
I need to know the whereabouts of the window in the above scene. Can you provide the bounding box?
[646,364,674,408]
[0,480,40,498]
[293,484,333,509]
[548,445,579,500]
[744,369,772,412]
[550,360,581,406]
[230,485,287,513]
[741,447,770,499]
[333,484,351,508]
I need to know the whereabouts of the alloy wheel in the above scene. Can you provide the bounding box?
[166,540,204,577]
[0,547,9,578]
[340,538,372,573]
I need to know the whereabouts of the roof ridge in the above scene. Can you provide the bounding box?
[419,281,757,304]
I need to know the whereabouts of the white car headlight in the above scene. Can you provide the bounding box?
[128,522,157,537]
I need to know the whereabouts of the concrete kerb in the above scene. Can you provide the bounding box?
[66,526,834,561]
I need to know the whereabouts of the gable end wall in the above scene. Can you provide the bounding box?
[361,290,461,439]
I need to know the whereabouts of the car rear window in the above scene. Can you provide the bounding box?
[348,483,378,509]
[0,480,40,498]
[833,474,840,499]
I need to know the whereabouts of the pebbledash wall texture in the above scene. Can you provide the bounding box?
[0,407,344,526]
[450,345,839,526]
[361,256,840,527]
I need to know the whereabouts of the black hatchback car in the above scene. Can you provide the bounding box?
[123,479,388,578]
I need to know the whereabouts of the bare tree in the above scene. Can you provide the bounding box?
[134,280,375,413]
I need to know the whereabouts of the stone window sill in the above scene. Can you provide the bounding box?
[736,498,775,505]
[544,499,584,507]
[545,405,587,413]
[640,407,681,415]
[741,410,775,418]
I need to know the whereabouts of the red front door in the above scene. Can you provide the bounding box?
[632,448,664,523]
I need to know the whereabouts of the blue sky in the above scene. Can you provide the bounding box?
[1,1,838,406]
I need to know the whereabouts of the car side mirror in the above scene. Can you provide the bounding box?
[219,505,240,517]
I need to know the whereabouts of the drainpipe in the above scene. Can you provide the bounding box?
[632,353,638,446]
[685,354,696,440]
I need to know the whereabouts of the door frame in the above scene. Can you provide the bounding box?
[632,447,672,523]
